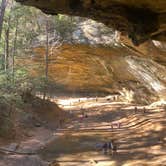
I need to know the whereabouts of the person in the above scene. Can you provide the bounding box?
[111,123,114,130]
[80,114,84,122]
[143,107,146,113]
[108,140,112,153]
[59,119,64,128]
[102,142,108,154]
[134,106,138,113]
[95,143,102,151]
[85,114,88,118]
[117,122,121,129]
[110,140,117,156]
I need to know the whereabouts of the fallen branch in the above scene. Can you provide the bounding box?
[0,148,37,155]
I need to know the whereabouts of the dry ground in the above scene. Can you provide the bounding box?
[39,98,166,166]
[0,97,165,166]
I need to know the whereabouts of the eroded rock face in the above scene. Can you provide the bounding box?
[16,0,166,45]
[17,17,166,103]
[29,44,165,103]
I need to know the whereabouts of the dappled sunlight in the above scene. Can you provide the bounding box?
[37,97,166,166]
[119,88,134,103]
[0,1,165,166]
[49,95,126,109]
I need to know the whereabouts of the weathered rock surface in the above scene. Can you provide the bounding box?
[30,43,166,103]
[11,8,165,103]
[16,0,166,45]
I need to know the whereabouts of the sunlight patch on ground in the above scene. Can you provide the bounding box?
[38,99,166,166]
[54,96,125,109]
[55,152,117,166]
[57,97,90,106]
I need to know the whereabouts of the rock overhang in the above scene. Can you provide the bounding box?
[15,0,166,46]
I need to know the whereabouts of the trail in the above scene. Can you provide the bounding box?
[0,97,165,166]
[39,98,166,166]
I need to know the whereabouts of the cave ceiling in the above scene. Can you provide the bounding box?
[16,0,166,45]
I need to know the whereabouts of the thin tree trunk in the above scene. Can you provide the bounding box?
[12,18,19,83]
[45,19,49,79]
[2,36,6,69]
[4,14,11,71]
[43,18,49,100]
[5,27,9,71]
[0,0,7,40]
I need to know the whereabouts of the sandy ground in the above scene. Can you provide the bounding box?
[40,98,166,166]
[0,97,166,166]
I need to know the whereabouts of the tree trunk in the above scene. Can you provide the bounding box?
[43,18,49,100]
[45,19,49,79]
[12,18,19,83]
[0,0,7,40]
[4,14,11,71]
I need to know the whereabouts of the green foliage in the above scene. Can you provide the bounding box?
[0,1,78,96]
[31,75,49,92]
[0,1,80,138]
[14,67,29,82]
[54,15,77,40]
[0,95,15,138]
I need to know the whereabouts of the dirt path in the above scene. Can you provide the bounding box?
[0,98,165,166]
[39,100,166,166]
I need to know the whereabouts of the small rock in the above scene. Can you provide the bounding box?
[3,143,19,151]
[34,122,41,127]
[25,132,34,137]
[89,159,98,164]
